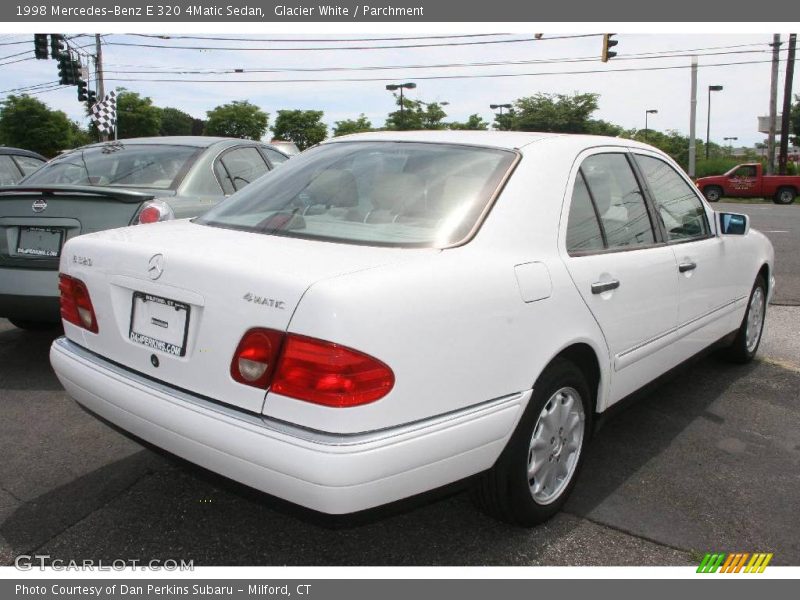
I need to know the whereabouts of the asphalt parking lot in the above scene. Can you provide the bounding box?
[1,203,798,567]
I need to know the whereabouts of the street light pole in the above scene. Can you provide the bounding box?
[706,85,723,160]
[386,82,417,130]
[490,103,512,129]
[644,109,658,141]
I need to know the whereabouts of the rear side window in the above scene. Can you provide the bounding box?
[0,155,21,185]
[262,147,289,167]
[635,155,710,242]
[216,147,269,192]
[566,172,605,253]
[13,155,46,175]
[580,153,655,249]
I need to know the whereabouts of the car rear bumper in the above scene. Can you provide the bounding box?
[50,337,527,514]
[0,267,60,321]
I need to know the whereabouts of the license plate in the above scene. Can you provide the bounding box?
[128,292,190,357]
[17,227,63,258]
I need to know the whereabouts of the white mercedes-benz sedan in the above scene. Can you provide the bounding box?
[50,131,774,525]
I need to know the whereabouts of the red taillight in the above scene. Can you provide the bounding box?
[58,274,98,333]
[137,206,162,224]
[271,335,394,407]
[230,328,284,389]
[230,330,395,407]
[134,200,175,225]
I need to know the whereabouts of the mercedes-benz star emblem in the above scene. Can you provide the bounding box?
[147,254,165,280]
[32,199,47,213]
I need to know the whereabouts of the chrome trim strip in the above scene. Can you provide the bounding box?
[615,295,747,367]
[54,337,525,447]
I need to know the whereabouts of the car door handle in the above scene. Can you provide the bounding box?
[678,261,697,273]
[591,280,620,294]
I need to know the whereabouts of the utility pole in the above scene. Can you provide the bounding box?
[94,34,108,142]
[779,33,796,175]
[688,56,698,178]
[767,34,781,174]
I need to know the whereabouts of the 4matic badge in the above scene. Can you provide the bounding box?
[243,293,285,310]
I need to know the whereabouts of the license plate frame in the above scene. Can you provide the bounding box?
[16,226,64,258]
[128,292,191,357]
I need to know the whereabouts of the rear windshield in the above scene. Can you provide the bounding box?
[196,141,516,248]
[22,143,200,190]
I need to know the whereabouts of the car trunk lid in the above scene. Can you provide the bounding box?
[0,185,154,270]
[63,219,434,413]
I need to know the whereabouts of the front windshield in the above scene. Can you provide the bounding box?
[22,143,200,190]
[196,141,517,248]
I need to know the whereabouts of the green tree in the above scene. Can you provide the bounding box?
[448,114,489,130]
[116,90,162,139]
[159,107,194,136]
[272,110,327,150]
[493,110,516,131]
[791,94,800,146]
[508,92,601,133]
[205,100,269,140]
[0,94,84,157]
[333,114,373,137]
[385,97,448,130]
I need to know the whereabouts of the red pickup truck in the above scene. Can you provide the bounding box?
[696,163,799,204]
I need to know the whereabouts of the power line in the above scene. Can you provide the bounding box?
[0,48,33,61]
[104,57,783,85]
[0,38,31,46]
[130,33,515,43]
[104,33,601,52]
[0,56,37,68]
[99,46,782,76]
[0,80,61,94]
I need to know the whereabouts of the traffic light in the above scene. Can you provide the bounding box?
[34,34,48,60]
[57,55,80,85]
[87,90,97,106]
[601,34,618,62]
[50,34,66,60]
[57,56,70,85]
[77,79,88,102]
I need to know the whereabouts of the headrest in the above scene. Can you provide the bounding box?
[305,169,358,207]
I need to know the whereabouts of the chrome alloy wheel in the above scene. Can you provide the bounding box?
[527,386,585,505]
[745,286,766,353]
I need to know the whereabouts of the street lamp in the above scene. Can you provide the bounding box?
[644,109,658,141]
[490,103,512,116]
[386,82,417,129]
[706,85,724,159]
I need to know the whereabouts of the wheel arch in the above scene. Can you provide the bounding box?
[538,341,606,415]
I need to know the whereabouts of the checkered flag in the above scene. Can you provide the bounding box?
[90,90,117,134]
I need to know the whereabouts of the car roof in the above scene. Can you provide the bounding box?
[0,146,47,160]
[323,130,661,153]
[75,136,273,150]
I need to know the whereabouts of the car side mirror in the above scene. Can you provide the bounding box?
[717,212,749,236]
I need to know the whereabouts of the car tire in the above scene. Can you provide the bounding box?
[9,319,60,331]
[703,186,723,202]
[773,187,796,205]
[471,358,592,526]
[723,275,767,364]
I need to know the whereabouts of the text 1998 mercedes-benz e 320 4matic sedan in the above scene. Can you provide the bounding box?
[49,131,774,525]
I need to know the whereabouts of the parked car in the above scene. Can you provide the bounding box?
[0,136,289,330]
[269,139,301,157]
[0,146,47,185]
[49,131,774,525]
[696,162,800,204]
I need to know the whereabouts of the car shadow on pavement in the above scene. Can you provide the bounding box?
[0,324,63,391]
[6,341,795,565]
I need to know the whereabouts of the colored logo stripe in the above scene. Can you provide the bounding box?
[697,552,773,573]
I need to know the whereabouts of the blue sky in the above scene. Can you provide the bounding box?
[0,32,794,146]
